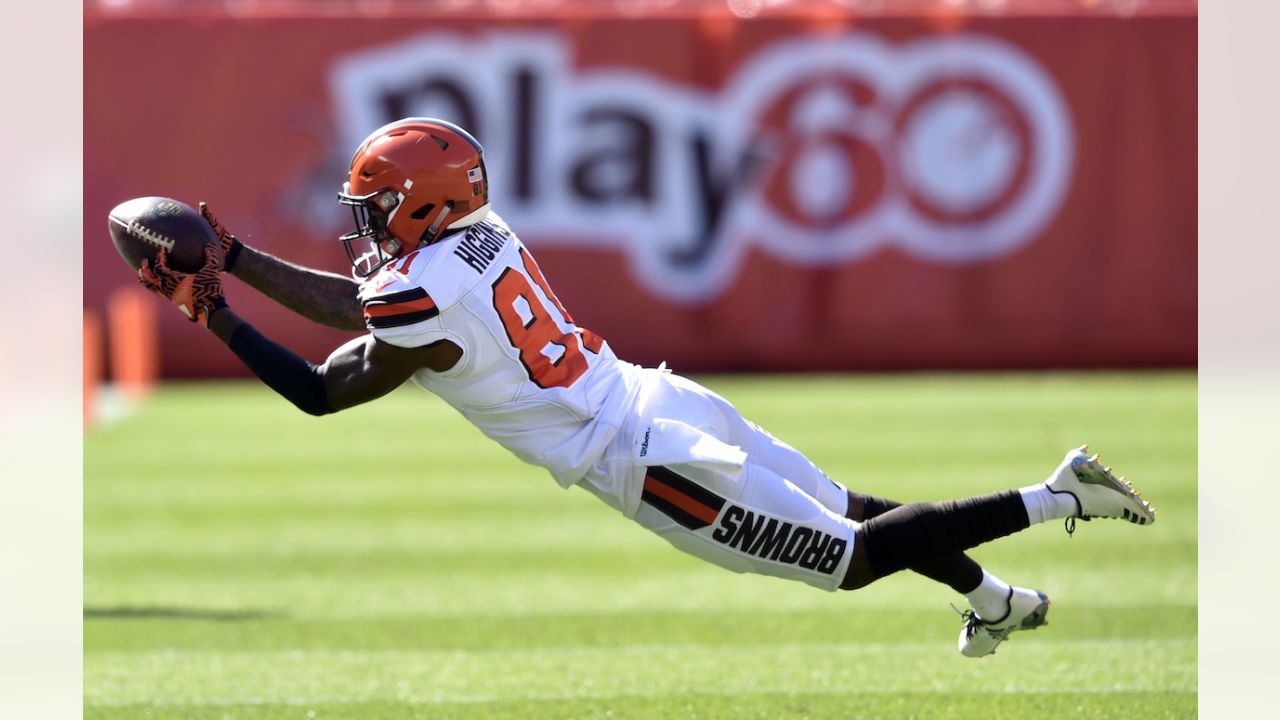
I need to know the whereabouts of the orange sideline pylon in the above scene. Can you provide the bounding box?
[107,286,159,400]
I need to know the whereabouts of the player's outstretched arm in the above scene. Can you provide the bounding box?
[229,245,364,332]
[201,203,365,332]
[139,243,459,414]
[206,307,457,414]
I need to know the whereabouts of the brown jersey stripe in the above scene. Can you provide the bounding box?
[365,307,440,329]
[364,287,429,305]
[363,295,438,318]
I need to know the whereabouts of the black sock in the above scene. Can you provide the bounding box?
[857,490,1031,581]
[847,491,984,593]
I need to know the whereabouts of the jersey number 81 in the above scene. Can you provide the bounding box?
[492,248,604,390]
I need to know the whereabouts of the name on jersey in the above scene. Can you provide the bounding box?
[710,505,847,575]
[454,223,511,274]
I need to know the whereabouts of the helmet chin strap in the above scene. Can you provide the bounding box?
[421,201,455,246]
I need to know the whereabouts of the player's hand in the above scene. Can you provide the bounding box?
[199,201,244,272]
[138,244,227,328]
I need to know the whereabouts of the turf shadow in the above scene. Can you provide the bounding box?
[84,606,284,622]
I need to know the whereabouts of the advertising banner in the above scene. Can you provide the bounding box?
[85,11,1196,375]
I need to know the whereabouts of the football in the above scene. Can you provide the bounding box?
[107,196,217,273]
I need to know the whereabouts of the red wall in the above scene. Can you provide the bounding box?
[85,5,1196,375]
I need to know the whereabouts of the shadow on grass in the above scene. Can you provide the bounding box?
[84,606,284,621]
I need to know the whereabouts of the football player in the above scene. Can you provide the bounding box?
[138,118,1156,657]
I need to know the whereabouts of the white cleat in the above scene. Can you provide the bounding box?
[958,587,1051,658]
[1046,445,1156,532]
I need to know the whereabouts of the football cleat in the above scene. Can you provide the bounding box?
[1047,445,1156,534]
[957,587,1051,658]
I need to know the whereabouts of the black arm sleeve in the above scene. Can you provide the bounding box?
[227,321,335,416]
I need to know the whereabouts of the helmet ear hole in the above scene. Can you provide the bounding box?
[410,203,437,220]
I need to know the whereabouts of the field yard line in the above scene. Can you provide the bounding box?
[288,597,1202,620]
[77,600,1202,622]
[86,637,1195,660]
[87,685,1199,709]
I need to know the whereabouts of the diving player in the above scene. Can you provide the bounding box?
[138,118,1155,657]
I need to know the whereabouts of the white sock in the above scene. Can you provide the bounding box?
[965,570,1013,621]
[1019,483,1078,525]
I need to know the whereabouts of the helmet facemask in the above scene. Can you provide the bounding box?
[339,184,460,279]
[339,186,404,278]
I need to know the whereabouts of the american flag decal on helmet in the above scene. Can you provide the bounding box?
[467,166,483,183]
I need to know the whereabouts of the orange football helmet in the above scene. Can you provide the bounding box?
[339,118,491,277]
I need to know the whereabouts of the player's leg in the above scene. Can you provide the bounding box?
[597,372,1155,654]
[606,399,998,602]
[662,373,1018,626]
[583,370,860,588]
[723,431,1012,608]
[842,445,1155,591]
[652,373,849,511]
[840,446,1155,656]
[626,457,860,592]
[845,492,1017,626]
[617,442,1153,597]
[847,491,1043,657]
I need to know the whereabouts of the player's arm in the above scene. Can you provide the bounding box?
[207,307,457,414]
[228,245,365,332]
[139,244,459,415]
[201,203,366,332]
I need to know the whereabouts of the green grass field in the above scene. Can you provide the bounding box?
[84,373,1196,719]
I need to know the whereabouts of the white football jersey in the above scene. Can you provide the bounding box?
[357,213,642,486]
